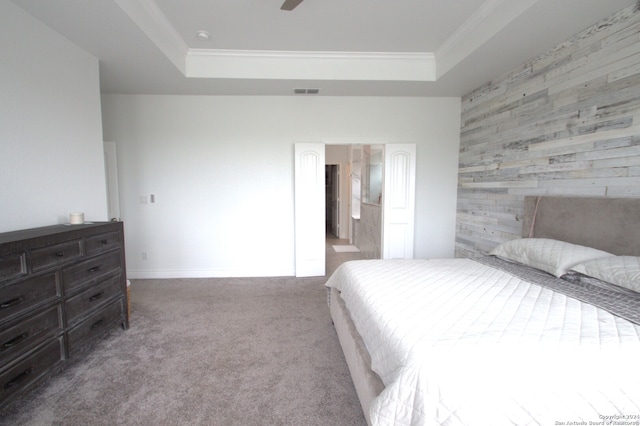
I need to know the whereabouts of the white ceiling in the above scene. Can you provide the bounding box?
[10,0,636,96]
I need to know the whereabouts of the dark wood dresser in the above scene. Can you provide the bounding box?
[0,221,128,408]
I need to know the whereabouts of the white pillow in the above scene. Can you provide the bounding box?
[490,238,613,277]
[571,256,640,293]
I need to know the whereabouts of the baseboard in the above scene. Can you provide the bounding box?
[127,267,297,279]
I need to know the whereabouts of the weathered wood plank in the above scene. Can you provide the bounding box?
[455,3,640,257]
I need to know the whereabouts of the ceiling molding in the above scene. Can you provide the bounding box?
[185,49,436,81]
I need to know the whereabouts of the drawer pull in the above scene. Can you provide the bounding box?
[56,251,65,257]
[101,239,109,245]
[2,332,29,351]
[5,368,31,390]
[0,296,24,310]
[88,266,101,273]
[89,291,104,302]
[91,318,105,329]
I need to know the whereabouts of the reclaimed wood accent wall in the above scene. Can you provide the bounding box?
[456,4,640,257]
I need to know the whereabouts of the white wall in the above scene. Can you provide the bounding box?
[101,95,461,278]
[0,0,107,233]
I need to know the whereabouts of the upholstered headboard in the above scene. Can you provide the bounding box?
[522,196,640,256]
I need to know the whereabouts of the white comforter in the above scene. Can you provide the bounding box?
[325,259,640,426]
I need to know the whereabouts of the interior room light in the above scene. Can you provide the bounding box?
[196,30,210,41]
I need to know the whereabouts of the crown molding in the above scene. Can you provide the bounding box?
[185,49,436,81]
[187,49,433,60]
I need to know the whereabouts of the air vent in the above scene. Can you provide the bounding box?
[293,88,320,95]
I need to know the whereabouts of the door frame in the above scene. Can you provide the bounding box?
[103,141,121,221]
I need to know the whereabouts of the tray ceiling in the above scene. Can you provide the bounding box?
[9,0,637,96]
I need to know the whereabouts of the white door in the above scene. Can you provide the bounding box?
[382,144,416,259]
[294,143,325,277]
[103,141,121,221]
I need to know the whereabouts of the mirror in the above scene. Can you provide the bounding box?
[363,145,383,205]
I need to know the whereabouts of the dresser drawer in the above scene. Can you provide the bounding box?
[30,240,82,273]
[67,300,123,356]
[85,231,121,256]
[62,251,122,294]
[0,337,65,404]
[0,253,26,283]
[0,272,61,321]
[65,275,122,325]
[0,305,63,366]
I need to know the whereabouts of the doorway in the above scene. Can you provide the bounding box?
[294,142,416,277]
[103,141,120,221]
[325,164,340,238]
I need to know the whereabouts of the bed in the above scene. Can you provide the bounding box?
[326,196,640,425]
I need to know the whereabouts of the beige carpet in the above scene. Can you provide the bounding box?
[0,277,366,426]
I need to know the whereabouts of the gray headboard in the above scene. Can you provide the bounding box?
[522,196,640,256]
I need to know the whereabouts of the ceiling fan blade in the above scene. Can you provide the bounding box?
[281,0,304,11]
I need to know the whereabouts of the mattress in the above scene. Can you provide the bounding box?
[325,258,640,426]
